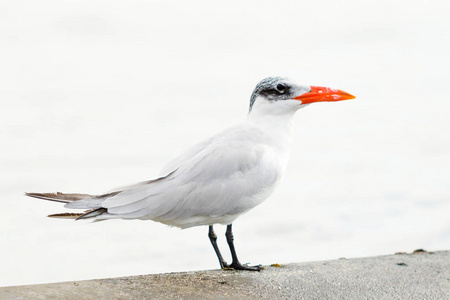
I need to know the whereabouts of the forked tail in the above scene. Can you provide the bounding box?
[25,192,114,220]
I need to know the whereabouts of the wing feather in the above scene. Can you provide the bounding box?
[93,124,282,227]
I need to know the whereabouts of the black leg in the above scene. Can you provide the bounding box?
[225,224,261,271]
[208,226,229,269]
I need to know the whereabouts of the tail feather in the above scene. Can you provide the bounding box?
[26,192,115,220]
[48,212,86,219]
[25,192,94,204]
[47,208,108,220]
[76,208,107,220]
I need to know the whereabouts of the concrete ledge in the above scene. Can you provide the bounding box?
[2,250,449,299]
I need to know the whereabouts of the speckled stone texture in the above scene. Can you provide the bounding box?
[2,251,449,300]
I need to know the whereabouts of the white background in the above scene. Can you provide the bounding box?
[1,0,449,287]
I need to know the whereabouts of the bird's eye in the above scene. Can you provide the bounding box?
[276,84,286,93]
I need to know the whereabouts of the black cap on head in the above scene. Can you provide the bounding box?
[249,77,302,112]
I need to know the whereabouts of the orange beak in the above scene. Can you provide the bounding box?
[293,86,356,104]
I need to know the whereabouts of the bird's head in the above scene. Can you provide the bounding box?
[249,77,355,115]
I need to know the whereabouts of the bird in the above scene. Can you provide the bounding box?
[26,77,355,271]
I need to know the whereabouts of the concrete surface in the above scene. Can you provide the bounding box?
[2,250,449,299]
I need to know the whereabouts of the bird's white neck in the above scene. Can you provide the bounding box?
[247,97,302,134]
[247,98,302,156]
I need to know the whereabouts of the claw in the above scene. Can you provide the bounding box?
[227,262,261,271]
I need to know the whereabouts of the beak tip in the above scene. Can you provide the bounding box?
[338,89,356,100]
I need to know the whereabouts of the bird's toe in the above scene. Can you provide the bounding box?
[227,262,261,272]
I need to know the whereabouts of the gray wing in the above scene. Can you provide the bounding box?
[79,124,281,227]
